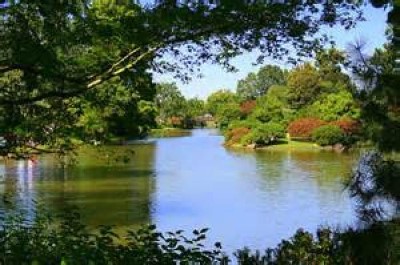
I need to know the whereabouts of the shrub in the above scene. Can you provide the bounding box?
[1,208,398,264]
[240,100,257,115]
[332,118,361,135]
[226,119,259,131]
[241,122,285,145]
[168,116,183,128]
[0,209,225,265]
[287,118,326,138]
[311,125,344,146]
[225,127,251,146]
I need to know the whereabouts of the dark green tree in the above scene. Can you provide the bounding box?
[286,63,321,108]
[236,65,286,101]
[155,82,186,122]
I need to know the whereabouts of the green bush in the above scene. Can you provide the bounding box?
[240,122,285,146]
[226,119,260,131]
[311,125,344,146]
[0,209,225,265]
[1,207,399,264]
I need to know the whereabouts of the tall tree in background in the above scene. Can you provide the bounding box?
[236,65,286,101]
[286,63,321,109]
[155,82,186,121]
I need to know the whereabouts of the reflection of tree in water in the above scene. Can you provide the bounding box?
[250,150,358,190]
[288,151,358,186]
[1,144,157,231]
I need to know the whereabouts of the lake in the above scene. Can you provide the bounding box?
[0,129,359,253]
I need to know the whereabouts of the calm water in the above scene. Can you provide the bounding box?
[0,129,359,252]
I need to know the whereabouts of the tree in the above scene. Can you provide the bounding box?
[349,44,400,151]
[185,98,206,118]
[287,63,321,108]
[304,90,361,122]
[250,95,286,124]
[236,65,286,101]
[155,83,186,122]
[206,90,241,128]
[0,0,365,153]
[315,48,351,87]
[206,90,238,116]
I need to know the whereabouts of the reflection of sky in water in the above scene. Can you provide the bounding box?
[0,160,39,222]
[152,129,358,253]
[1,129,358,253]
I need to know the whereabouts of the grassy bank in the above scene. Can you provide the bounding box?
[149,128,192,138]
[227,139,325,152]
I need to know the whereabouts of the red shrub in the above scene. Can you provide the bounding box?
[240,100,257,115]
[168,116,183,127]
[331,119,361,135]
[225,127,251,146]
[287,118,326,138]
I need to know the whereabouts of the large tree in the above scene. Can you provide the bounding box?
[236,65,286,101]
[155,82,186,121]
[0,0,380,154]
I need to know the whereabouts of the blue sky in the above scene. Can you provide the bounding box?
[153,5,389,99]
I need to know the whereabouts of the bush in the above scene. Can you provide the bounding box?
[226,119,259,131]
[225,127,251,146]
[240,122,285,146]
[287,118,326,138]
[1,208,399,264]
[240,100,257,116]
[0,209,225,265]
[332,118,361,135]
[311,125,344,146]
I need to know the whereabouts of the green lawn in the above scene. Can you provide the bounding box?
[149,128,191,138]
[265,140,319,151]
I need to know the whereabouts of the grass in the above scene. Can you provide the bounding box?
[265,139,319,151]
[149,128,191,138]
[227,139,320,152]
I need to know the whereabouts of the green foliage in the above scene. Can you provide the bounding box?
[206,90,241,128]
[217,103,242,129]
[305,90,361,121]
[155,83,186,121]
[240,122,285,146]
[315,48,351,86]
[348,152,400,222]
[250,95,286,124]
[154,84,206,129]
[287,63,321,108]
[236,65,286,101]
[266,85,290,102]
[1,207,399,264]
[0,1,366,154]
[0,209,225,265]
[206,90,239,115]
[185,98,206,118]
[227,119,260,131]
[311,125,344,146]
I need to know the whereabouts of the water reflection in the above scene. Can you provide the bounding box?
[0,129,357,252]
[152,129,357,252]
[0,145,156,230]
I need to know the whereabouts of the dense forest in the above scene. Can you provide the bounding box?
[0,0,400,264]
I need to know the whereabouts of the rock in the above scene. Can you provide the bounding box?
[333,143,347,153]
[248,143,257,149]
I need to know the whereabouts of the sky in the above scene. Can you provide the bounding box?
[152,5,389,99]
